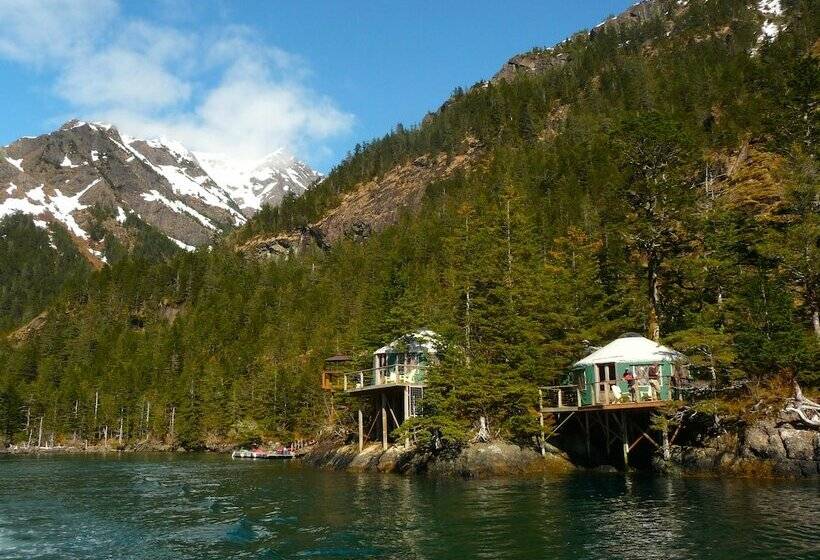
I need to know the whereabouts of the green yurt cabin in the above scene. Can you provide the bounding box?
[570,333,688,406]
[372,330,440,385]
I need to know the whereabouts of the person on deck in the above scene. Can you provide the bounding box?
[624,370,637,402]
[648,364,661,400]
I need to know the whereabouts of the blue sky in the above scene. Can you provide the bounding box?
[0,1,632,172]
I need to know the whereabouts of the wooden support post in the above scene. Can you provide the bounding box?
[358,408,364,452]
[557,388,563,409]
[620,412,629,469]
[381,393,388,450]
[604,413,610,455]
[539,389,545,457]
[662,424,671,461]
[403,387,410,449]
[584,413,591,460]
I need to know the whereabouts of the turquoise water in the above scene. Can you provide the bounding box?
[0,454,818,560]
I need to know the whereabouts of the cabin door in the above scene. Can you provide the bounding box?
[596,363,616,404]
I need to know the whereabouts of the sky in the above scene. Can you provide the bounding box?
[0,0,633,172]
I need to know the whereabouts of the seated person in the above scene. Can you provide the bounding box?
[624,371,637,402]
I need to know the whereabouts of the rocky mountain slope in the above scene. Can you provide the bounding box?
[0,120,318,263]
[195,150,320,218]
[493,0,787,82]
[239,138,485,258]
[240,0,793,262]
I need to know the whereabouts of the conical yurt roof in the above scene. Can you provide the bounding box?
[574,334,683,367]
[374,330,440,355]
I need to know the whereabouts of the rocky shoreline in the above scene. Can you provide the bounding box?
[301,407,820,479]
[299,439,575,478]
[661,412,820,478]
[5,413,817,479]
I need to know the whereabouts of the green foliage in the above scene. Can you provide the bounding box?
[0,214,90,332]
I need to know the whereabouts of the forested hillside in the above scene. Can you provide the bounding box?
[0,215,90,332]
[0,0,816,449]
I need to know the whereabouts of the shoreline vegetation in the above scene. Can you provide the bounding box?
[4,387,818,479]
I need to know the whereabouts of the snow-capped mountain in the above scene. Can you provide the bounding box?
[0,120,318,263]
[195,150,320,217]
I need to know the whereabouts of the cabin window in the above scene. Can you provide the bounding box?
[597,363,616,381]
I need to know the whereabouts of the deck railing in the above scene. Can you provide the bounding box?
[341,365,429,391]
[541,374,684,408]
[539,385,582,409]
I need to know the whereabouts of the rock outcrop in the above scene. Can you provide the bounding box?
[492,49,571,83]
[300,440,574,478]
[239,139,485,258]
[491,1,678,84]
[664,410,820,477]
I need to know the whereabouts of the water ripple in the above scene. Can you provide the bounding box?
[0,454,818,560]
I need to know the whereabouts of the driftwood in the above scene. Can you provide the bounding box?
[785,381,820,428]
[472,416,491,443]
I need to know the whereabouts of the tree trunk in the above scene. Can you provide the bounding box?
[647,256,661,342]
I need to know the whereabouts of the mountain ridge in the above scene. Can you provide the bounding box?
[0,120,319,263]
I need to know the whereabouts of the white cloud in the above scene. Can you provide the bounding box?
[0,0,117,65]
[57,48,192,110]
[0,0,353,163]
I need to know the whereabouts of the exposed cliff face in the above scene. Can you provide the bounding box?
[239,139,485,258]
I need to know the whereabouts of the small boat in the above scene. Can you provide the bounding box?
[231,448,295,460]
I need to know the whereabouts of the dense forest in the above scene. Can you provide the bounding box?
[0,0,817,450]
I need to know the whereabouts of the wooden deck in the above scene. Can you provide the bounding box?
[541,401,668,413]
[346,381,426,394]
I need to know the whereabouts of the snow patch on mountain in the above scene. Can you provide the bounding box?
[5,157,24,172]
[0,179,100,239]
[194,150,320,215]
[0,119,319,264]
[752,0,785,54]
[121,135,247,226]
[140,189,217,231]
[757,0,782,16]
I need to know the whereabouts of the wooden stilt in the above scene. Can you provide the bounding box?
[584,413,591,460]
[381,393,388,450]
[620,411,629,469]
[539,388,546,457]
[662,424,671,461]
[403,387,410,449]
[358,409,364,452]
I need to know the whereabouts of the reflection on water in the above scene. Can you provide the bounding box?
[0,454,817,560]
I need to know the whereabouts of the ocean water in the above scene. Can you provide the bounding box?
[0,453,817,560]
